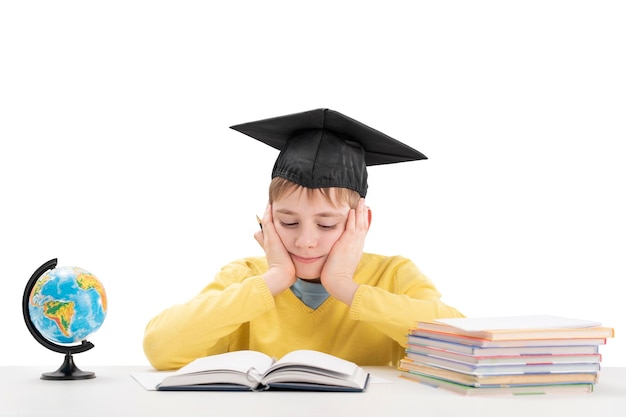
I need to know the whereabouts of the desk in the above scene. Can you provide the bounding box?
[2,366,625,417]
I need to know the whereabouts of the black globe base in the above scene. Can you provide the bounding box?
[41,352,95,380]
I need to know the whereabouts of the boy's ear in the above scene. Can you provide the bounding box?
[367,207,372,229]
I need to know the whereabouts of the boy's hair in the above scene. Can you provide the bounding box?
[269,177,361,209]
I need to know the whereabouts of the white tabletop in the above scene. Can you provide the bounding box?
[2,366,625,417]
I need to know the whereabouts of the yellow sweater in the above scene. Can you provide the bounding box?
[143,253,464,370]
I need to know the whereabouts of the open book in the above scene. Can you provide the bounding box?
[154,350,370,392]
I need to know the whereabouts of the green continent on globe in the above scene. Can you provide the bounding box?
[42,300,75,337]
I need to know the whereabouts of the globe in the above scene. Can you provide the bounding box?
[23,258,107,380]
[28,266,107,344]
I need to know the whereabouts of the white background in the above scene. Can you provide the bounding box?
[1,1,624,368]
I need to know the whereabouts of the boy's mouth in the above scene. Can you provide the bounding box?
[291,254,323,264]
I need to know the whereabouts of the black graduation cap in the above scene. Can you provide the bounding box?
[230,108,426,197]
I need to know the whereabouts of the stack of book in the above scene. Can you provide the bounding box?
[399,315,614,396]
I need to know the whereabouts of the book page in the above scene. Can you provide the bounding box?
[434,315,601,332]
[172,350,275,376]
[270,350,358,376]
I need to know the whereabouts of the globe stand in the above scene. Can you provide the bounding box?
[42,352,95,380]
[23,258,97,380]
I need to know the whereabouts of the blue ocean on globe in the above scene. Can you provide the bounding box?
[28,266,107,345]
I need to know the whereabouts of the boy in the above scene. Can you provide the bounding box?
[143,108,463,370]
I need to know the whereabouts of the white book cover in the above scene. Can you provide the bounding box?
[434,315,601,332]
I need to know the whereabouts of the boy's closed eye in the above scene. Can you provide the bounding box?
[280,221,337,230]
[280,221,299,228]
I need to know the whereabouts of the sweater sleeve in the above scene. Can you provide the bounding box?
[349,256,464,348]
[143,258,275,370]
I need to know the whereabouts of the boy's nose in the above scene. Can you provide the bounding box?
[295,228,318,248]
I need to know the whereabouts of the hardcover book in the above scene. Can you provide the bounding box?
[402,352,601,375]
[415,315,614,341]
[399,371,595,396]
[405,345,602,366]
[153,349,370,392]
[407,334,603,354]
[398,359,600,387]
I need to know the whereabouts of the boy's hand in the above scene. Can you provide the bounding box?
[255,204,297,296]
[320,198,370,305]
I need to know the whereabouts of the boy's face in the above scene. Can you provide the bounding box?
[272,188,350,280]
